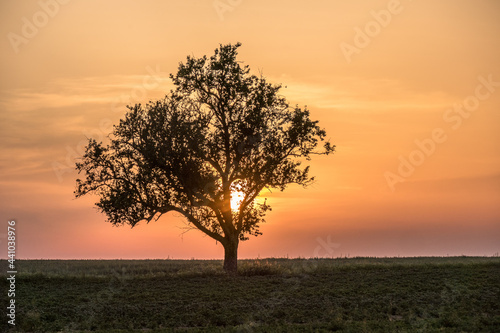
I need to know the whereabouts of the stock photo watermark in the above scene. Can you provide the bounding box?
[385,74,499,192]
[6,220,17,326]
[51,65,168,183]
[340,0,412,64]
[82,267,130,330]
[7,0,71,54]
[213,0,243,21]
[237,234,340,332]
[313,235,340,258]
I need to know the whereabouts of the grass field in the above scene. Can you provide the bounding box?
[1,257,499,332]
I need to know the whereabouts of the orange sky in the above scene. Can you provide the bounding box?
[1,0,499,259]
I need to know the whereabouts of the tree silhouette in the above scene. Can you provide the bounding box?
[75,43,335,274]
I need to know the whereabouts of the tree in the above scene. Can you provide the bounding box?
[75,43,335,274]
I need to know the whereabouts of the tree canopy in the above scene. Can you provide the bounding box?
[75,43,335,273]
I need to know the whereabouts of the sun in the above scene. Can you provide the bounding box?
[230,190,246,211]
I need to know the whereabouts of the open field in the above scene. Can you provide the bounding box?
[1,257,499,332]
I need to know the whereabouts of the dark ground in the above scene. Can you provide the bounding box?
[1,257,499,332]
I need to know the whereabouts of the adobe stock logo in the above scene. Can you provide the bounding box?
[7,0,71,54]
[384,75,499,192]
[340,0,412,64]
[213,0,243,21]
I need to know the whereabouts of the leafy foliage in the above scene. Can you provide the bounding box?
[75,43,334,256]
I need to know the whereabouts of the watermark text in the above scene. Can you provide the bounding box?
[6,220,17,326]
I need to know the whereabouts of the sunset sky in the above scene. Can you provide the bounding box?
[1,0,499,260]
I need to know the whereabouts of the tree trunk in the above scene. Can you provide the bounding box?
[223,238,239,275]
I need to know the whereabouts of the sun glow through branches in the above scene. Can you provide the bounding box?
[230,190,246,211]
